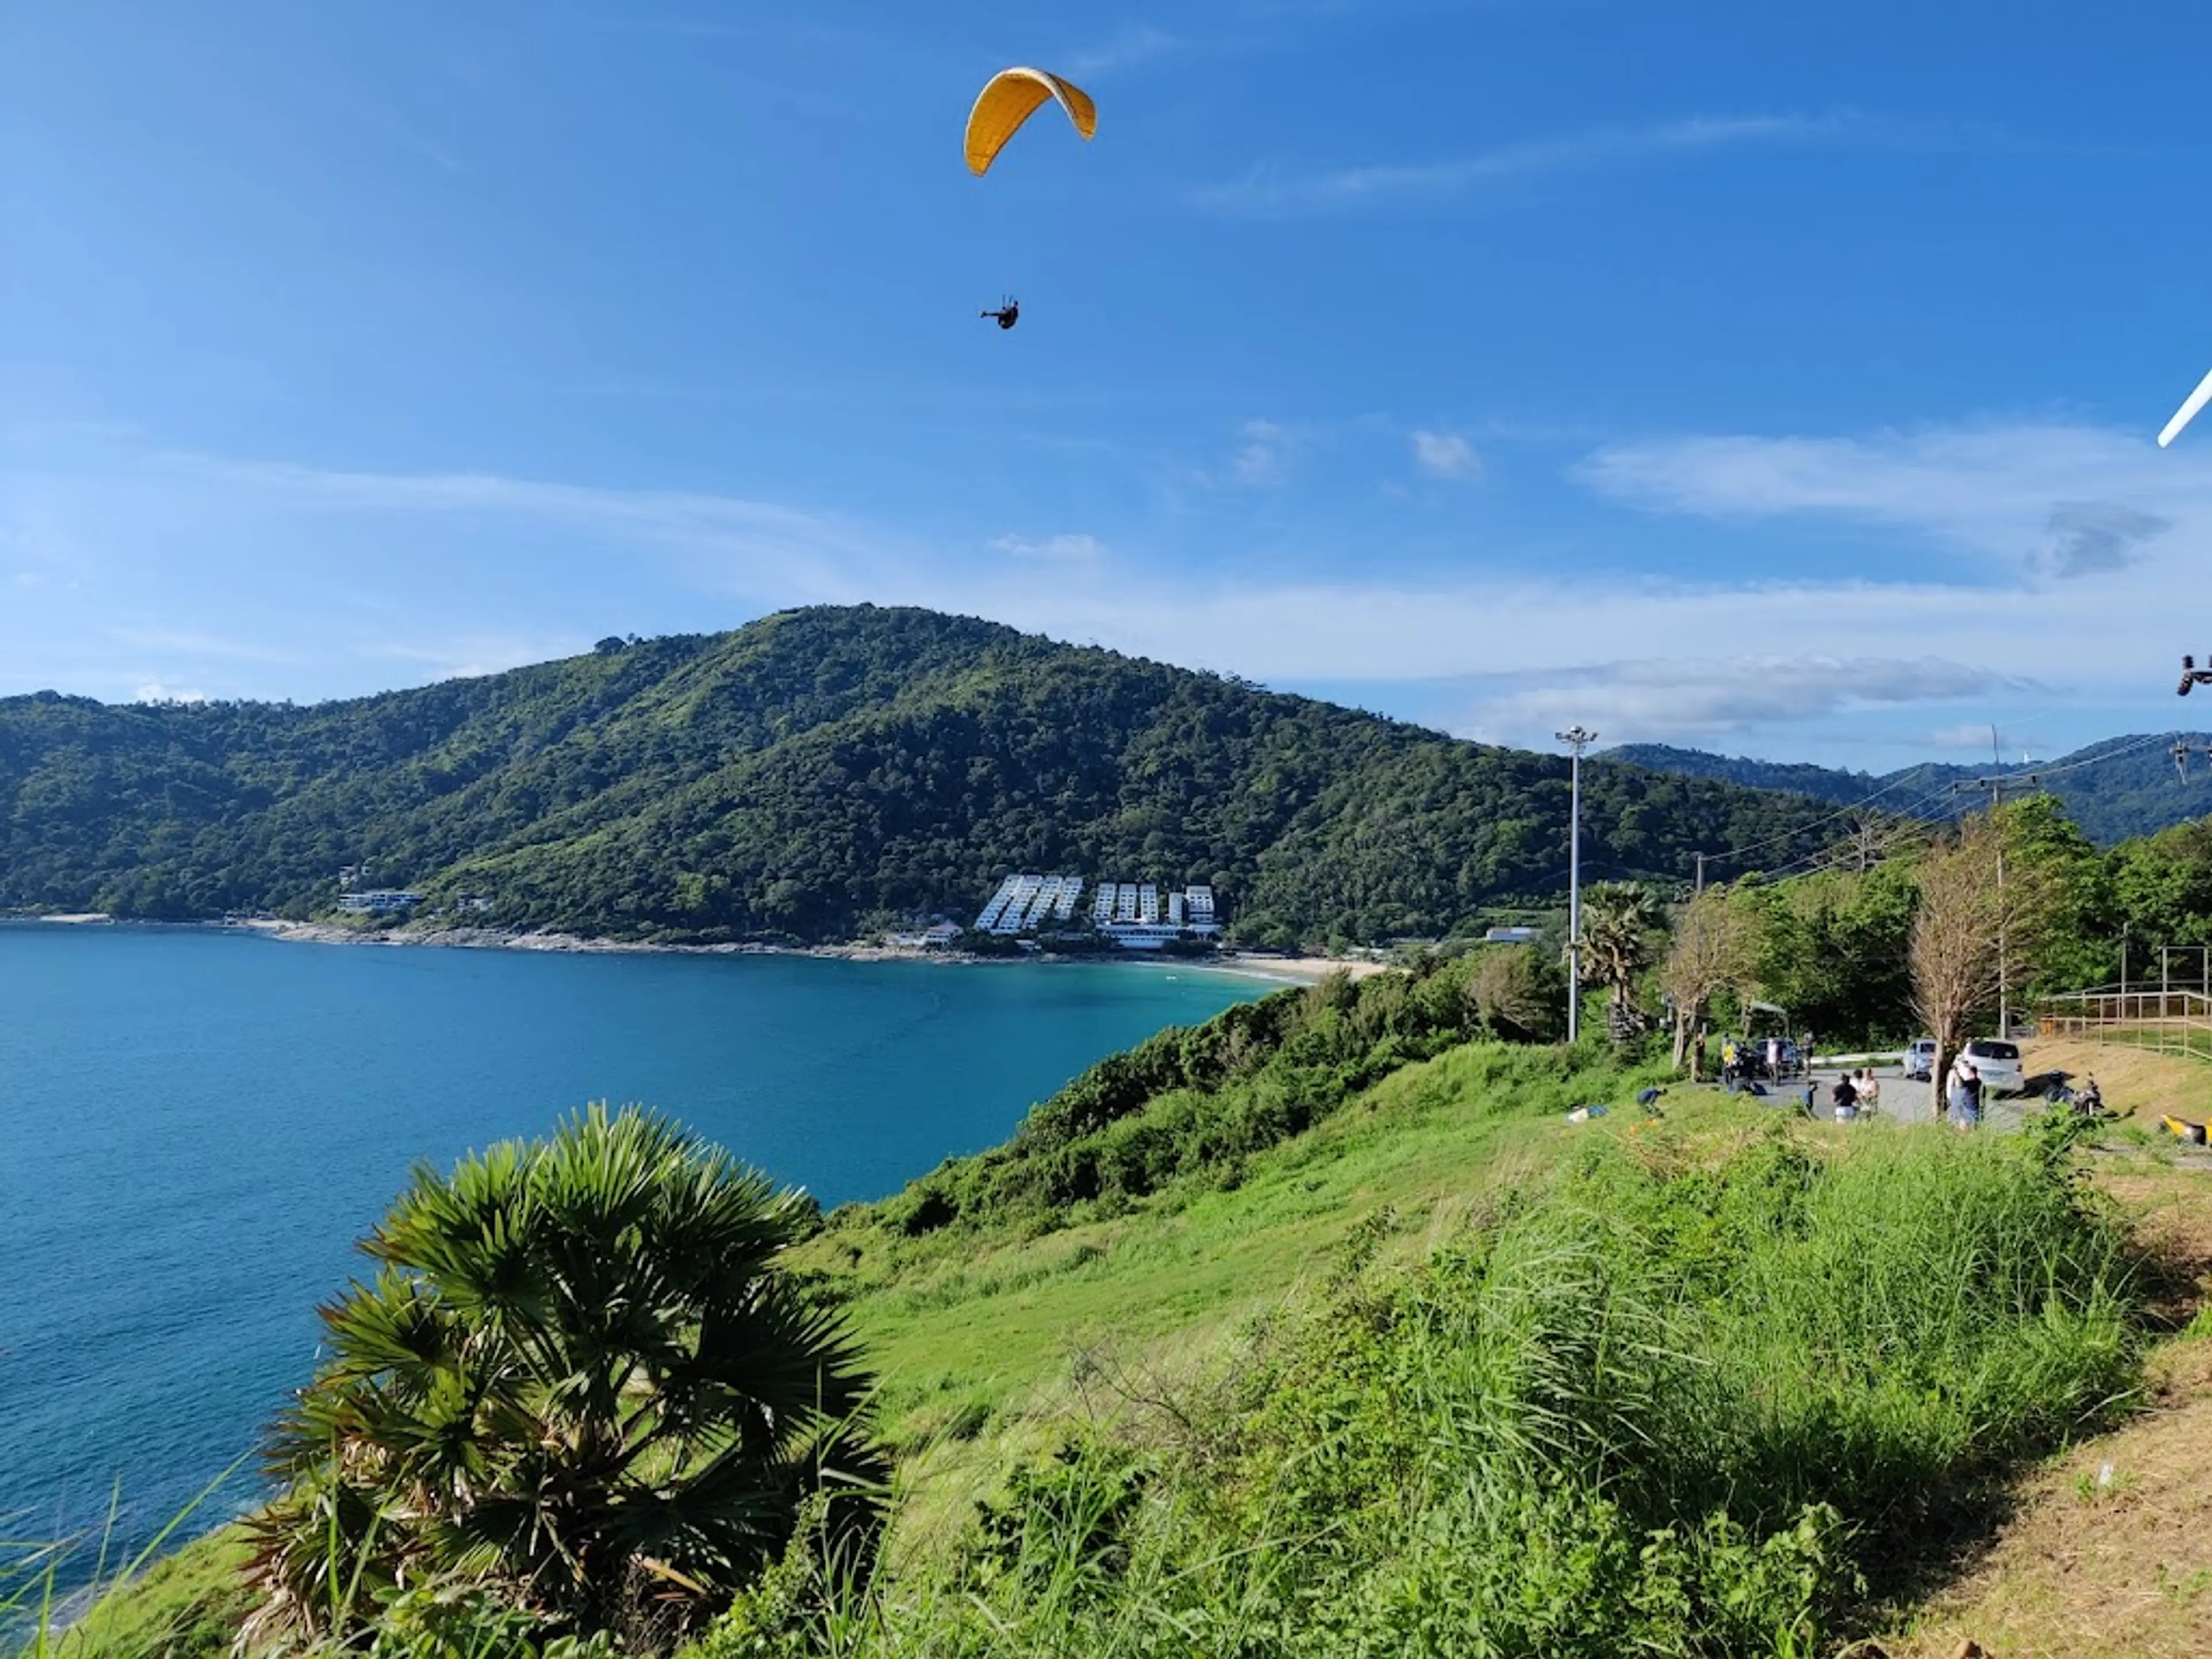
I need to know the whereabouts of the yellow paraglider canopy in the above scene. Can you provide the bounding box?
[964,67,1096,177]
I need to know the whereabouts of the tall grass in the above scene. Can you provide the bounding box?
[696,1118,2145,1658]
[3,1463,246,1658]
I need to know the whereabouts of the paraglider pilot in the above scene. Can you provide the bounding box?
[982,300,1019,330]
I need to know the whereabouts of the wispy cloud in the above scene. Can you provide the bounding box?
[169,456,901,594]
[1411,429,1481,480]
[1575,420,2198,573]
[1195,111,1853,217]
[1066,24,1183,79]
[381,115,461,175]
[992,532,1108,564]
[1226,419,1293,486]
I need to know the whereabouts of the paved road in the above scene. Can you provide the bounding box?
[1711,1063,2034,1131]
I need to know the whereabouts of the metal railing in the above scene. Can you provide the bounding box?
[2039,987,2212,1064]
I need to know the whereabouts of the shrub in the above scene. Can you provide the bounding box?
[243,1106,887,1653]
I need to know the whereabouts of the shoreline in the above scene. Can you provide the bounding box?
[222,918,1390,986]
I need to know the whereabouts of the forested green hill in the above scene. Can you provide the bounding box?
[0,606,1851,946]
[1610,733,2212,846]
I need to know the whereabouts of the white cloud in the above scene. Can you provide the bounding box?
[6,427,2196,758]
[1449,655,1999,747]
[133,681,208,704]
[991,533,1108,564]
[1411,429,1481,480]
[1197,112,1851,217]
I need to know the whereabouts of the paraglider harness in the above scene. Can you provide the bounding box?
[982,298,1019,330]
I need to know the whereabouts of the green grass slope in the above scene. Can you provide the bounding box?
[730,1014,2157,1657]
[0,605,1851,945]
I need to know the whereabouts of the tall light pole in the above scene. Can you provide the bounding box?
[1558,725,1597,1043]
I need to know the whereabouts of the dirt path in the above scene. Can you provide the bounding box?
[1880,1113,2212,1658]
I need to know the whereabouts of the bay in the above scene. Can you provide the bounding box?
[0,924,1266,1565]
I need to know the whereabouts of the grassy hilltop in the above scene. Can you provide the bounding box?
[39,960,2212,1658]
[0,605,1850,946]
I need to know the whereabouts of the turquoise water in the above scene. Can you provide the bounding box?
[0,925,1266,1567]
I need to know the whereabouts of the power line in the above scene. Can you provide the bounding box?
[1702,729,2181,882]
[1665,760,1948,871]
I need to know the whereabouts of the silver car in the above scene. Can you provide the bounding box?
[1903,1039,1938,1081]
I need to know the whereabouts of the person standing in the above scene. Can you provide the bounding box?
[1948,1059,1982,1128]
[1855,1067,1881,1113]
[1693,1028,1708,1083]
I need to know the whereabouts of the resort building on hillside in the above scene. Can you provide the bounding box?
[974,876,1225,949]
[336,889,422,915]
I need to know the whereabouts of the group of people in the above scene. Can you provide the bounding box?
[1710,1034,1799,1085]
[1703,1036,1994,1131]
[1825,1067,1882,1120]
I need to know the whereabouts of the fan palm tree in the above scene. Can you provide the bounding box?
[241,1105,884,1652]
[1577,883,1660,1037]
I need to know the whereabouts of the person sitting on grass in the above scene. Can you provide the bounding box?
[1830,1070,1859,1120]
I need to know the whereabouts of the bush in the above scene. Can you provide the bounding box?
[703,1119,2143,1657]
[243,1107,887,1653]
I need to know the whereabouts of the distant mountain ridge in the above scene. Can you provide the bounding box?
[0,605,1856,948]
[1606,734,2212,846]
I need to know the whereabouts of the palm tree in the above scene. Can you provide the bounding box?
[241,1105,884,1652]
[1577,883,1660,1039]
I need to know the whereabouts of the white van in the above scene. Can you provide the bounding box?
[1957,1037,2025,1096]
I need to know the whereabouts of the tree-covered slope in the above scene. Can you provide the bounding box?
[1,605,1851,945]
[1609,734,2212,846]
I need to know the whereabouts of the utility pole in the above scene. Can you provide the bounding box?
[1953,727,2035,1039]
[1993,726,2007,1039]
[1694,851,1706,894]
[1558,725,1597,1044]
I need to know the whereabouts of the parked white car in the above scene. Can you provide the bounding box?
[1903,1039,1938,1081]
[1955,1037,2025,1096]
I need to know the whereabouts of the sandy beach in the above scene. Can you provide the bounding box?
[228,918,1389,984]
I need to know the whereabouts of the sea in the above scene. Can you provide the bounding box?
[0,923,1267,1571]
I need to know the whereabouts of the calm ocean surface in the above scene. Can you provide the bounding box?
[0,924,1266,1562]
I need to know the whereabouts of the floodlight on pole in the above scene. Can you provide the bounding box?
[1557,725,1597,1043]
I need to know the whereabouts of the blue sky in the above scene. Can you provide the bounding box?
[7,1,2212,768]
